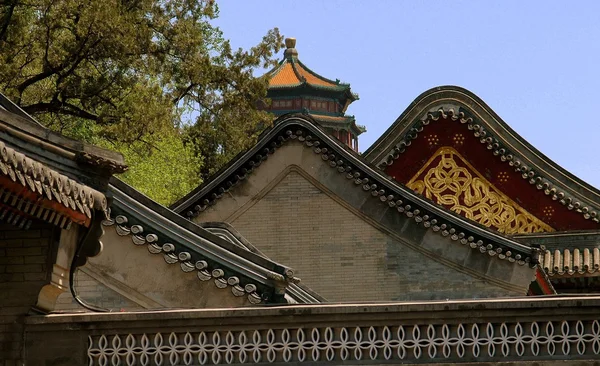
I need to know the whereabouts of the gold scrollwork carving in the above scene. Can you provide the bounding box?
[407,147,553,234]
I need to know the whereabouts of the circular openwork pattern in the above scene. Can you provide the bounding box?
[88,320,600,365]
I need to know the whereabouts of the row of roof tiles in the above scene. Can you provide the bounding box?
[542,248,600,276]
[267,38,354,97]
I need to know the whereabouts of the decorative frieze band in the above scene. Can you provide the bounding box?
[88,319,600,365]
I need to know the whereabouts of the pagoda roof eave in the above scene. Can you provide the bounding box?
[268,80,352,93]
[309,113,366,136]
[266,55,357,103]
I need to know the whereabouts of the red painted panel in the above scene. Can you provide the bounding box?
[0,175,90,226]
[384,117,598,231]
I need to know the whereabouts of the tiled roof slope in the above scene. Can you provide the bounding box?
[268,59,339,88]
[0,138,106,228]
[0,92,126,228]
[516,231,600,276]
[265,38,356,100]
[108,178,301,305]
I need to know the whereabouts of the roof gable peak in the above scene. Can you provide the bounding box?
[267,38,351,92]
[364,85,600,230]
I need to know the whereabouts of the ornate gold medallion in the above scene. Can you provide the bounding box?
[407,147,553,234]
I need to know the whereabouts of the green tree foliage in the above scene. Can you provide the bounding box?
[0,0,282,204]
[100,132,204,206]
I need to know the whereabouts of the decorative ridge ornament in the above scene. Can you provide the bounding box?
[407,146,554,235]
[283,37,298,58]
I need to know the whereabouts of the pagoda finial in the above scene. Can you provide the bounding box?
[285,38,296,48]
[284,37,298,58]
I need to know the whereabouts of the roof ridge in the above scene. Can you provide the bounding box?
[295,58,347,87]
[0,108,126,174]
[267,58,303,88]
[0,92,40,125]
[266,58,288,80]
[364,90,600,227]
[108,177,298,304]
[172,114,539,268]
[289,57,307,84]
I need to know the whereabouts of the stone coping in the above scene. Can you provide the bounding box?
[27,295,600,325]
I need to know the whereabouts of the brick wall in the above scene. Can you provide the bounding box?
[55,269,142,312]
[0,222,55,365]
[231,171,516,302]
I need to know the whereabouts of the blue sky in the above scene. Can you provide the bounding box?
[214,1,600,188]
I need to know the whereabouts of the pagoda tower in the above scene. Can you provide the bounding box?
[262,38,365,151]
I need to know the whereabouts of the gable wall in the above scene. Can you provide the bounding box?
[195,141,534,302]
[75,227,254,309]
[231,170,512,301]
[382,113,596,231]
[0,222,55,364]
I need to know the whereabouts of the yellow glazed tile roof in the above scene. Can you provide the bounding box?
[295,62,337,87]
[268,62,301,87]
[268,59,338,88]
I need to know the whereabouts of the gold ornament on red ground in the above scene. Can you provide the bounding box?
[407,147,553,234]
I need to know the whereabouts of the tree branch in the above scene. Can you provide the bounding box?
[0,0,17,44]
[23,100,99,121]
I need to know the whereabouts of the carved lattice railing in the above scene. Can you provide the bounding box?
[88,319,600,365]
[24,297,600,365]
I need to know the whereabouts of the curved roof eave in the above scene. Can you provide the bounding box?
[0,106,126,174]
[171,114,539,265]
[295,59,348,87]
[267,58,353,95]
[364,85,600,225]
[268,81,351,93]
[108,177,295,304]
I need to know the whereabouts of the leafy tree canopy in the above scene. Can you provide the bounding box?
[0,0,282,204]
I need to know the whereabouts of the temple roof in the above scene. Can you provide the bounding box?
[107,178,302,305]
[0,92,126,229]
[361,86,600,288]
[171,114,540,268]
[268,58,349,91]
[266,38,358,102]
[365,86,600,230]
